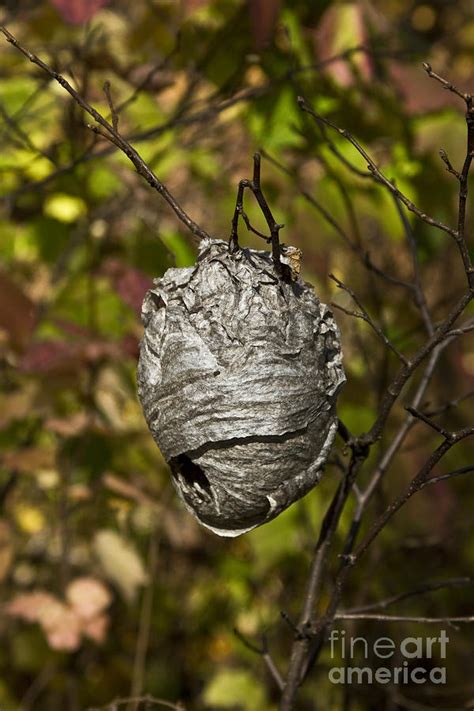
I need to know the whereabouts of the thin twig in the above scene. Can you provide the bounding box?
[439,148,461,180]
[343,577,474,614]
[422,62,471,103]
[229,153,288,277]
[88,696,185,711]
[423,63,474,289]
[260,148,415,292]
[281,64,474,710]
[334,613,474,623]
[353,426,474,563]
[0,26,210,242]
[424,388,474,417]
[391,191,434,335]
[234,628,284,691]
[330,273,409,364]
[405,406,452,438]
[103,81,119,133]
[128,533,159,711]
[297,95,457,239]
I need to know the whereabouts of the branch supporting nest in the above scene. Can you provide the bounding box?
[229,152,289,279]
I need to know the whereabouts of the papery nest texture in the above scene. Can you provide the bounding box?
[138,238,346,537]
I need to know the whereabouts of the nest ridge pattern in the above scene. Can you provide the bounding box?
[138,238,345,537]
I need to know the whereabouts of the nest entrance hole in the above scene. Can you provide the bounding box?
[169,454,212,497]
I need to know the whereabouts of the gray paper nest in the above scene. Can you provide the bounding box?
[138,238,345,537]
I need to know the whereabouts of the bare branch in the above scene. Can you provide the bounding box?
[425,388,474,417]
[417,463,474,490]
[343,577,474,614]
[280,448,367,707]
[405,406,452,438]
[282,60,474,710]
[229,153,287,277]
[334,613,474,624]
[297,95,457,239]
[422,62,472,105]
[439,148,461,180]
[391,191,434,335]
[330,274,409,364]
[353,426,474,563]
[103,80,119,133]
[365,289,472,446]
[423,63,474,289]
[234,628,284,691]
[0,25,211,242]
[260,149,415,292]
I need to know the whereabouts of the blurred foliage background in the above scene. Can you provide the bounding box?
[0,1,473,709]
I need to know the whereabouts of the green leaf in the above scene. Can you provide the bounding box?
[0,77,38,113]
[87,164,122,200]
[159,230,196,267]
[247,88,303,152]
[247,503,300,572]
[43,194,87,223]
[203,669,267,710]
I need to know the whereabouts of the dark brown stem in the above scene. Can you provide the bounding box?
[423,63,474,289]
[280,448,366,709]
[334,613,474,623]
[229,153,288,277]
[282,72,474,706]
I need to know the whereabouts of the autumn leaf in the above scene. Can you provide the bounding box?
[41,604,82,652]
[66,577,111,620]
[249,0,281,50]
[18,339,124,374]
[50,0,110,25]
[81,613,109,643]
[0,271,36,350]
[314,3,373,86]
[93,529,148,602]
[18,341,80,374]
[7,580,112,651]
[6,591,82,651]
[0,520,13,583]
[7,591,55,622]
[101,258,153,317]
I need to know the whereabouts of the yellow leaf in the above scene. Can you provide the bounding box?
[43,194,87,223]
[93,529,148,602]
[14,505,45,534]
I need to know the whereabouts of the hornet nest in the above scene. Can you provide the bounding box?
[137,155,345,537]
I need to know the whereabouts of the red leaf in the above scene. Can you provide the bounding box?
[182,0,208,16]
[249,0,281,50]
[18,339,123,374]
[314,4,373,86]
[389,62,463,114]
[120,334,140,359]
[50,0,110,25]
[82,613,109,643]
[66,577,111,620]
[18,341,79,374]
[101,258,153,317]
[7,583,111,651]
[0,271,36,350]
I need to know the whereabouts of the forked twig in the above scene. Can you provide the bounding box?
[229,153,288,278]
